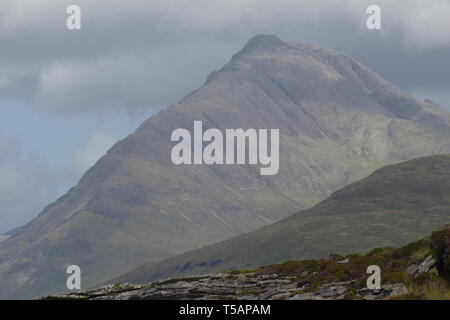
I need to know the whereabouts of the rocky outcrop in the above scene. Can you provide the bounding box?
[290,282,407,300]
[40,273,408,301]
[406,255,437,277]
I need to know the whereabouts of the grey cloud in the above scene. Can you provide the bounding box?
[0,0,449,115]
[0,135,62,233]
[34,39,237,114]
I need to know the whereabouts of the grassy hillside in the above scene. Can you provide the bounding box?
[113,155,450,284]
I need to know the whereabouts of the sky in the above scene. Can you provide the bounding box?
[0,0,449,233]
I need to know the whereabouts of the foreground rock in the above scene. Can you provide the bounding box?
[40,273,408,300]
[42,226,450,300]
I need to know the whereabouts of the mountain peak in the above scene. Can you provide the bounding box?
[246,34,284,45]
[234,34,292,57]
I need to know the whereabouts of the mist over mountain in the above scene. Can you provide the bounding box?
[2,34,450,299]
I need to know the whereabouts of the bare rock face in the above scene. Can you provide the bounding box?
[407,255,437,277]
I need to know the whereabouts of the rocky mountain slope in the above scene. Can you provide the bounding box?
[2,34,450,299]
[112,155,450,285]
[43,226,450,300]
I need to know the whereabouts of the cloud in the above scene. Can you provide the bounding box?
[0,0,449,116]
[73,131,117,178]
[35,41,234,115]
[387,0,450,48]
[0,130,117,233]
[0,135,62,233]
[0,73,10,90]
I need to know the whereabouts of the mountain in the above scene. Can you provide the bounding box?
[111,155,450,285]
[2,34,450,299]
[46,225,450,300]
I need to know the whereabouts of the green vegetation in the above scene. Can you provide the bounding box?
[256,239,427,290]
[255,226,450,299]
[400,275,450,300]
[227,270,243,275]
